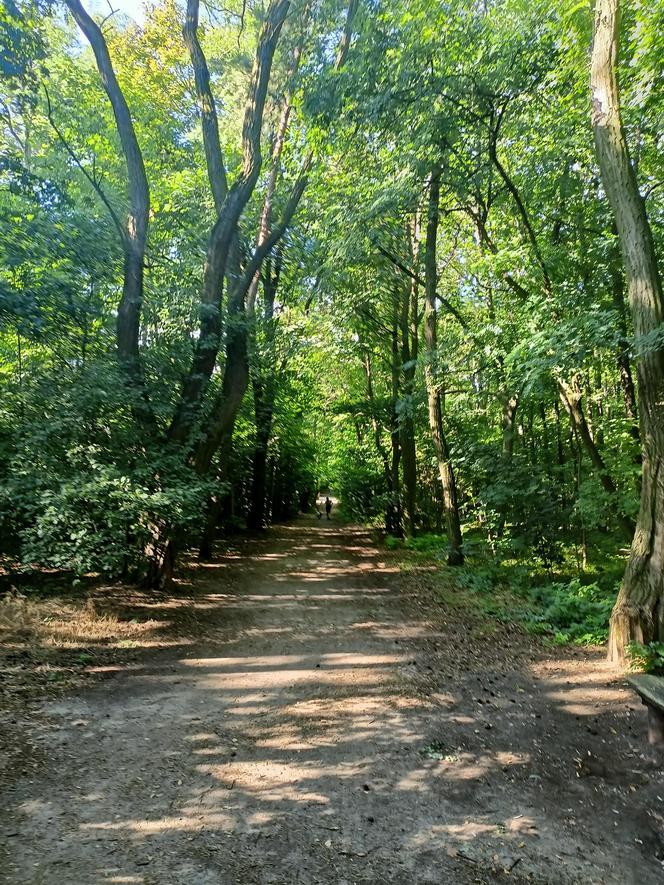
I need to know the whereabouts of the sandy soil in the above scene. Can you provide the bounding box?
[1,517,663,884]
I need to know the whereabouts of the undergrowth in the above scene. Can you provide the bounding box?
[387,530,623,646]
[626,641,664,674]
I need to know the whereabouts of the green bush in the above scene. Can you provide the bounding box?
[626,641,664,674]
[525,578,615,644]
[1,363,216,579]
[16,457,214,578]
[404,532,447,554]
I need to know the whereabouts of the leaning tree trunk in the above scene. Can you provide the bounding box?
[591,0,664,659]
[558,377,635,543]
[64,0,155,431]
[423,168,464,566]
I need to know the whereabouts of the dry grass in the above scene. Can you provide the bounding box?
[0,581,215,708]
[0,591,166,651]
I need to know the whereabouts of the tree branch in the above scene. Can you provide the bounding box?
[489,106,553,298]
[183,0,228,212]
[237,155,311,299]
[375,242,468,329]
[44,85,125,243]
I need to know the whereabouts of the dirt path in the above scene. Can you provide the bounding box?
[1,519,663,884]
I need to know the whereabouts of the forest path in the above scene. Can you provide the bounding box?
[1,518,662,884]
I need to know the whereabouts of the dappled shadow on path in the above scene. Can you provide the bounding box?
[2,518,663,884]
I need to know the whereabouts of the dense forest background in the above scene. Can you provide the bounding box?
[1,0,663,661]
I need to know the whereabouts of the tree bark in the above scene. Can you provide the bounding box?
[247,258,280,531]
[501,395,518,459]
[247,383,274,530]
[591,0,664,659]
[182,0,228,212]
[363,350,396,533]
[144,0,298,587]
[390,293,403,537]
[423,168,464,565]
[335,0,360,69]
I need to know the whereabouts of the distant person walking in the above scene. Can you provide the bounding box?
[325,497,332,520]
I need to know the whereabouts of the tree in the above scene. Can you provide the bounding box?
[591,0,664,659]
[422,168,464,565]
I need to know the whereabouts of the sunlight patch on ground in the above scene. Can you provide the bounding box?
[80,815,229,834]
[181,652,409,669]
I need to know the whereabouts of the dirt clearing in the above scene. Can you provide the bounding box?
[1,518,662,884]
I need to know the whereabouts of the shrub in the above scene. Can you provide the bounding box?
[525,578,615,644]
[626,641,664,674]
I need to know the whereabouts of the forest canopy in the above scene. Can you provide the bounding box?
[1,0,663,661]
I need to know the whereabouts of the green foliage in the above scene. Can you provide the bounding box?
[443,561,617,646]
[16,459,213,578]
[626,642,664,675]
[0,0,655,634]
[524,579,615,645]
[385,532,449,554]
[2,369,215,577]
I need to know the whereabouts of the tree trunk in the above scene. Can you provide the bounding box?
[591,0,664,659]
[423,168,463,565]
[400,218,420,537]
[501,395,518,459]
[247,238,282,531]
[363,350,397,534]
[198,432,235,559]
[390,296,403,537]
[540,402,552,476]
[558,377,635,542]
[64,0,155,429]
[554,399,565,465]
[247,380,274,531]
[168,0,291,445]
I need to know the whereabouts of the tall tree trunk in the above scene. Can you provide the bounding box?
[554,399,565,466]
[400,218,420,537]
[591,0,664,659]
[198,433,235,560]
[169,0,290,445]
[363,350,397,534]
[423,168,464,565]
[247,385,273,531]
[247,263,279,531]
[540,402,552,476]
[390,294,403,537]
[501,395,518,459]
